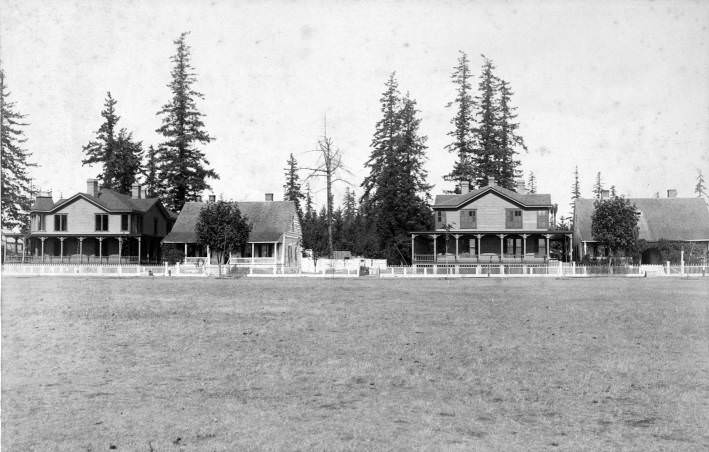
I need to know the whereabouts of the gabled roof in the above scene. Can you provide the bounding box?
[434,184,552,209]
[32,188,162,214]
[574,197,709,242]
[162,200,299,244]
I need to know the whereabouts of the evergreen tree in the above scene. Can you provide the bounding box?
[471,55,499,188]
[494,77,524,188]
[81,92,143,193]
[361,74,432,264]
[113,128,143,194]
[143,146,160,197]
[592,172,604,199]
[695,169,707,199]
[443,51,476,189]
[156,32,218,212]
[570,165,581,212]
[527,171,537,194]
[1,68,36,231]
[283,153,305,222]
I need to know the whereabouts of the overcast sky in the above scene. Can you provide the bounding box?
[1,0,708,216]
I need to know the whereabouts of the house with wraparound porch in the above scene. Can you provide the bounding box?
[411,178,573,264]
[25,179,174,264]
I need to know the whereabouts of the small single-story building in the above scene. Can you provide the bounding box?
[162,195,302,268]
[573,192,709,264]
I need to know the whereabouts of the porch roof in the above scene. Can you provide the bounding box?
[411,230,571,237]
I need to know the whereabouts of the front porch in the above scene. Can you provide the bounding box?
[25,234,163,264]
[411,231,574,264]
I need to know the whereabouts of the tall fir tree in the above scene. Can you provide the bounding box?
[592,172,604,199]
[361,74,432,264]
[156,32,218,212]
[283,153,305,222]
[695,169,707,199]
[113,128,143,194]
[443,51,476,190]
[570,165,581,212]
[1,68,36,231]
[527,171,537,193]
[143,145,160,197]
[81,92,143,193]
[471,55,500,188]
[494,77,524,188]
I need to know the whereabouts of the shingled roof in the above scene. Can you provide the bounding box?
[162,200,299,244]
[31,188,161,213]
[434,184,552,208]
[575,197,709,242]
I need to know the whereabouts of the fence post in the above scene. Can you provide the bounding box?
[500,264,504,275]
[164,262,168,276]
[558,261,562,276]
[666,261,670,275]
[572,261,576,276]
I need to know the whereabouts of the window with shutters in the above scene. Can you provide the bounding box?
[435,211,446,229]
[505,209,522,228]
[460,209,477,228]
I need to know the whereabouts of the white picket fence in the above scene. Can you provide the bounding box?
[2,262,706,278]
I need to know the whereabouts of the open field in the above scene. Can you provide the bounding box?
[2,276,708,451]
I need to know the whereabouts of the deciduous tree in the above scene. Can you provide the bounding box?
[591,196,640,261]
[195,200,251,276]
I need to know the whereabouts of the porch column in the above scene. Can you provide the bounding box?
[583,241,587,257]
[282,235,286,265]
[475,234,482,259]
[59,237,65,263]
[522,234,528,258]
[78,237,84,264]
[207,245,211,265]
[251,242,255,266]
[138,237,142,265]
[498,234,506,258]
[41,237,46,263]
[21,238,26,263]
[184,242,188,257]
[118,237,123,264]
[430,234,438,263]
[411,234,415,264]
[98,237,103,262]
[568,234,573,262]
[454,235,460,261]
[545,234,551,260]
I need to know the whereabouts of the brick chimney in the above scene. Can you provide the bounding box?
[86,179,99,197]
[131,184,142,199]
[487,177,496,187]
[667,189,677,198]
[515,179,528,194]
[208,194,216,202]
[265,193,274,202]
[600,189,610,200]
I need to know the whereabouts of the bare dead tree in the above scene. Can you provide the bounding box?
[302,119,352,259]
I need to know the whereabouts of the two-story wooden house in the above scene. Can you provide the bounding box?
[26,179,174,263]
[411,178,573,264]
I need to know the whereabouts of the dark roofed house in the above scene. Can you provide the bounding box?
[26,179,174,263]
[573,195,709,264]
[162,196,302,268]
[411,178,573,264]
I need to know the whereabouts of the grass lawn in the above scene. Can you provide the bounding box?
[1,276,708,451]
